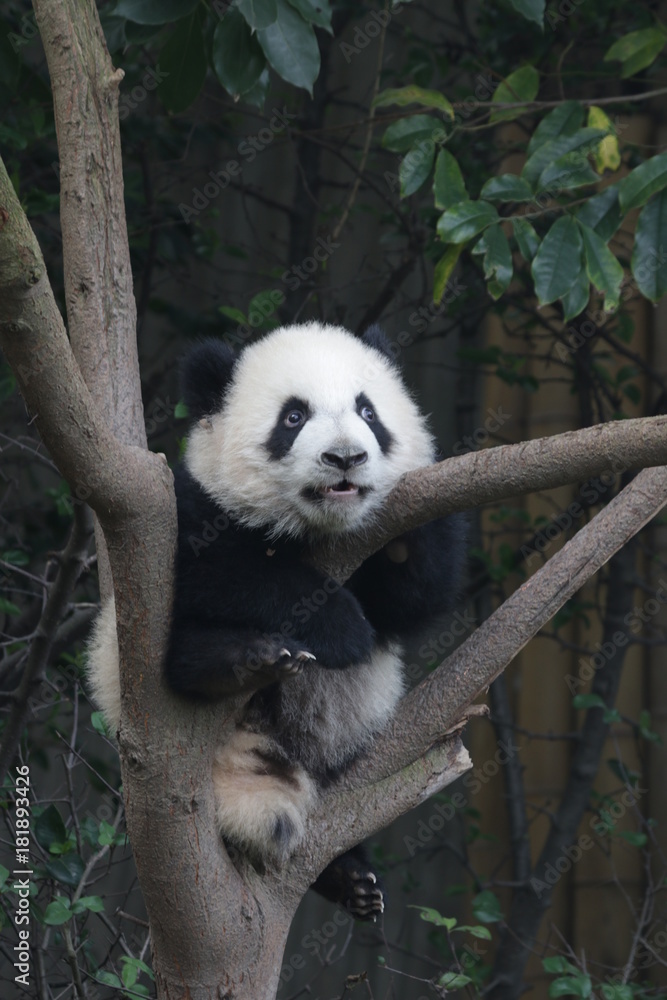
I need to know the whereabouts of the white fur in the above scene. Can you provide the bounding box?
[212,730,317,863]
[186,322,436,537]
[87,598,121,735]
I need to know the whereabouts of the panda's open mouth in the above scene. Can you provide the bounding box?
[320,480,360,498]
[303,481,369,503]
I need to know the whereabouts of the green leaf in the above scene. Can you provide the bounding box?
[549,975,592,998]
[212,10,266,100]
[34,805,68,850]
[433,149,467,209]
[473,224,513,299]
[286,0,332,30]
[506,0,545,27]
[90,710,109,736]
[400,142,435,197]
[114,0,200,25]
[543,957,579,975]
[613,830,647,847]
[578,222,624,311]
[472,889,503,923]
[157,12,206,114]
[174,400,189,419]
[437,200,499,244]
[512,217,540,261]
[256,1,320,95]
[560,268,590,321]
[601,984,636,1000]
[481,174,533,202]
[433,244,464,303]
[45,854,85,888]
[527,101,584,157]
[604,25,667,78]
[219,305,247,324]
[438,973,473,989]
[455,924,493,940]
[72,895,105,914]
[96,971,123,989]
[587,107,620,173]
[618,153,667,212]
[44,897,73,926]
[631,189,667,302]
[531,215,584,305]
[573,693,606,710]
[522,128,607,189]
[538,151,599,192]
[490,65,539,123]
[0,597,21,616]
[576,186,622,242]
[410,905,458,929]
[237,0,278,29]
[373,85,454,119]
[382,115,441,153]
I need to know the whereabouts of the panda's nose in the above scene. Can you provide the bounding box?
[321,448,368,471]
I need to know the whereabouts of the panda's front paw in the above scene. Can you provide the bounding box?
[274,647,317,676]
[245,638,315,679]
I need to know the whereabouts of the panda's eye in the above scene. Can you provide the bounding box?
[284,409,305,428]
[360,405,375,423]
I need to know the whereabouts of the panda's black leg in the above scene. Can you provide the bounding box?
[312,845,385,921]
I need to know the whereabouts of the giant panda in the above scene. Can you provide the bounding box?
[88,321,465,920]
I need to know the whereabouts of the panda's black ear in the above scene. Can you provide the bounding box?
[361,324,397,365]
[180,339,237,419]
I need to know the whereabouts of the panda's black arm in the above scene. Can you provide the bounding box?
[347,513,467,639]
[166,541,376,697]
[164,623,314,697]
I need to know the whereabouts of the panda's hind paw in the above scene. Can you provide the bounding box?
[347,868,385,921]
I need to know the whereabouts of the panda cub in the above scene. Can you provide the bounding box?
[88,321,465,919]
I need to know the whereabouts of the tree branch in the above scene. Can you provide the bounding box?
[295,466,667,885]
[314,416,667,582]
[32,0,144,448]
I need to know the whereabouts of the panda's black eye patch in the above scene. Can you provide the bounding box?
[356,392,393,455]
[266,397,311,460]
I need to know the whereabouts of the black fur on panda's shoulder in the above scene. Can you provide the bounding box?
[180,338,237,420]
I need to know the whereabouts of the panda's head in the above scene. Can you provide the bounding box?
[182,322,436,538]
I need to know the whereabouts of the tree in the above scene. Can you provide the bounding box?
[2,1,667,997]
